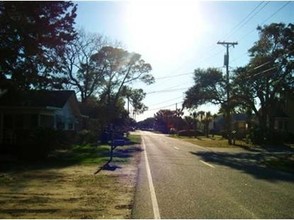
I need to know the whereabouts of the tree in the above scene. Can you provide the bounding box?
[232,23,294,143]
[62,33,154,127]
[137,117,155,130]
[0,1,77,90]
[203,111,213,137]
[183,68,234,142]
[92,46,154,124]
[62,29,109,102]
[154,109,174,133]
[123,87,148,115]
[154,109,184,133]
[183,68,226,109]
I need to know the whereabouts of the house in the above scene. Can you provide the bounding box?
[273,93,294,135]
[212,113,250,138]
[0,90,81,146]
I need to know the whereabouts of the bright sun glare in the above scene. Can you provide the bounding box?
[126,1,205,62]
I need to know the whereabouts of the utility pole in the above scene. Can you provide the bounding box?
[217,41,238,145]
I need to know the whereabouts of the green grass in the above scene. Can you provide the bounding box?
[171,135,253,148]
[128,134,141,145]
[1,135,143,172]
[262,154,294,173]
[53,134,142,165]
[172,135,294,173]
[50,144,110,165]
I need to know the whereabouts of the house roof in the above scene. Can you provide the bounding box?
[0,90,77,108]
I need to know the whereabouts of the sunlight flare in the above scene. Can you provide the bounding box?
[125,1,206,61]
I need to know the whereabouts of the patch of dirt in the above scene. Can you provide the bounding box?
[0,145,142,219]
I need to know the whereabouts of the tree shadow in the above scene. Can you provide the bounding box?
[190,151,294,183]
[0,143,142,174]
[94,161,122,174]
[94,145,143,174]
[230,139,294,153]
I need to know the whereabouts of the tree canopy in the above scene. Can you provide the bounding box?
[62,29,108,102]
[183,22,293,144]
[183,68,226,109]
[232,23,294,141]
[0,1,77,90]
[92,46,154,121]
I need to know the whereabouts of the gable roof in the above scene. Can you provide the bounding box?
[0,90,77,108]
[23,90,76,108]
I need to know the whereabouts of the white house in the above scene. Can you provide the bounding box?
[0,90,81,145]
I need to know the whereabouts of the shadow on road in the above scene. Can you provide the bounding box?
[190,151,294,183]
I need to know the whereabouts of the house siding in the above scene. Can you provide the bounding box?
[0,91,81,147]
[285,94,294,134]
[55,100,77,131]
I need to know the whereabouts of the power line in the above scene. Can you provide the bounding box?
[146,87,187,95]
[188,2,269,70]
[155,72,193,80]
[150,2,291,94]
[223,2,269,40]
[238,48,294,80]
[239,1,291,42]
[144,2,292,115]
[260,1,291,25]
[150,95,184,107]
[231,2,291,65]
[155,3,270,81]
[147,101,184,112]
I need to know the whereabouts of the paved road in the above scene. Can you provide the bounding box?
[132,131,294,219]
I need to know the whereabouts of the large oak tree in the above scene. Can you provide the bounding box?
[0,1,77,90]
[232,23,294,142]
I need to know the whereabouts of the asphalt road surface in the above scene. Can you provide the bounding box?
[131,131,294,219]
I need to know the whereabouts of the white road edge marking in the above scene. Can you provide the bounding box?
[142,137,161,219]
[200,160,215,168]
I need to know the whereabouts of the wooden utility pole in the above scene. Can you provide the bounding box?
[217,41,238,145]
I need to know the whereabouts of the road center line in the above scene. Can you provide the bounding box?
[142,137,161,219]
[200,160,215,168]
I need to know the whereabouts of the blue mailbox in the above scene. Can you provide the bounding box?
[112,139,125,147]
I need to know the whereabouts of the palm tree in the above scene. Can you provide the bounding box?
[204,111,213,137]
[197,111,205,133]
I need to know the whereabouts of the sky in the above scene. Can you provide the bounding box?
[74,0,294,121]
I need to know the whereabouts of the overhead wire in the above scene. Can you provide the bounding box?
[224,2,270,40]
[260,1,291,25]
[148,101,184,112]
[231,2,291,65]
[146,87,188,95]
[144,2,292,113]
[150,95,185,107]
[155,72,194,80]
[238,1,291,42]
[242,49,294,80]
[193,1,269,68]
[154,1,271,82]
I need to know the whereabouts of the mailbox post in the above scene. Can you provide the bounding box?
[109,139,125,162]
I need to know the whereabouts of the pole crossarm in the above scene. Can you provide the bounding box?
[217,41,238,47]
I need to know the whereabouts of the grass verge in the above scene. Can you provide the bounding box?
[171,135,253,148]
[171,135,294,173]
[262,154,294,173]
[0,134,142,218]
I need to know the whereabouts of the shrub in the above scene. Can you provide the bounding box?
[15,128,59,161]
[249,126,267,144]
[77,130,98,145]
[177,130,204,137]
